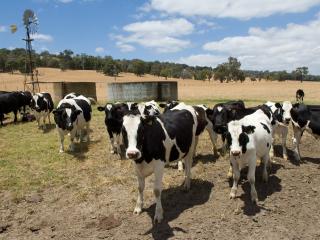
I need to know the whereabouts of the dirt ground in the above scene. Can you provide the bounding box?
[1,68,320,103]
[0,109,320,240]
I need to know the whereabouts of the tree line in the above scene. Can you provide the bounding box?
[0,48,318,82]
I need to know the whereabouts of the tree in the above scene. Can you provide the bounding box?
[59,49,74,71]
[131,59,145,76]
[160,68,171,80]
[103,57,119,77]
[213,57,245,83]
[150,61,162,77]
[296,66,309,83]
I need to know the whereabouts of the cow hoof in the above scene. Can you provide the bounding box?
[133,207,142,215]
[283,155,288,161]
[251,193,258,203]
[178,161,184,171]
[59,149,64,153]
[229,190,236,199]
[68,145,75,152]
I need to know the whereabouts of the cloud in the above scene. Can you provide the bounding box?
[116,42,135,52]
[178,54,227,67]
[95,47,105,53]
[0,25,6,32]
[145,0,320,20]
[202,14,320,74]
[115,18,194,53]
[31,33,53,42]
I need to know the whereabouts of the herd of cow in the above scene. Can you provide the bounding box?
[0,88,319,223]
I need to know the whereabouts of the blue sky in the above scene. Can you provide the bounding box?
[1,0,320,74]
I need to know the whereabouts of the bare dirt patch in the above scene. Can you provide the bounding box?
[1,109,320,240]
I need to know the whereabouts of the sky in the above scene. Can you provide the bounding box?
[1,0,320,74]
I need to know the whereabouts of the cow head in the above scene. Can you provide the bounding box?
[290,103,310,129]
[30,94,47,112]
[210,105,230,134]
[227,121,255,157]
[138,100,160,117]
[159,100,179,113]
[122,113,155,160]
[53,104,82,131]
[97,103,117,121]
[273,101,292,125]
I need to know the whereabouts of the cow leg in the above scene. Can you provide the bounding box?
[221,135,227,156]
[178,160,184,171]
[58,129,65,153]
[282,127,288,160]
[0,113,3,126]
[230,158,240,199]
[85,122,90,142]
[227,163,233,179]
[270,131,275,158]
[207,127,219,156]
[261,154,269,182]
[69,130,76,152]
[133,174,145,215]
[292,125,302,161]
[153,161,164,223]
[183,152,193,191]
[248,154,258,203]
[42,114,47,130]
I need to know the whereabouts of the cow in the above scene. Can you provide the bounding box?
[17,91,32,120]
[160,102,217,170]
[0,92,20,125]
[53,95,92,153]
[97,102,139,155]
[227,109,273,203]
[122,103,198,223]
[290,103,320,161]
[296,89,304,103]
[205,100,246,155]
[30,92,54,129]
[265,101,292,160]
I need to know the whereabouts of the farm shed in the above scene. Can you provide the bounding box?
[107,81,178,102]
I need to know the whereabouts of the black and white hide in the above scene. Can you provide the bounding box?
[121,103,198,223]
[296,89,304,103]
[290,103,320,161]
[265,101,292,160]
[53,95,92,153]
[30,92,54,129]
[227,109,273,203]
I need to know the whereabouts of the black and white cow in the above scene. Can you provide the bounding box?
[159,100,180,113]
[296,89,304,103]
[97,102,139,155]
[122,103,198,223]
[227,109,273,203]
[290,103,320,161]
[265,101,292,160]
[53,95,92,153]
[30,92,54,129]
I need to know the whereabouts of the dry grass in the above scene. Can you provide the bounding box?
[1,68,320,103]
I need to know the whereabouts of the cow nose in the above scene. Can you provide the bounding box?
[231,151,241,156]
[127,150,139,159]
[285,118,291,124]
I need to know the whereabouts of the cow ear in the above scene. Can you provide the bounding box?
[242,125,256,134]
[275,102,282,108]
[97,106,105,111]
[75,110,82,115]
[159,103,166,108]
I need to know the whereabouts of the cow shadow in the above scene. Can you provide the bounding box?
[142,179,213,240]
[68,139,102,161]
[273,145,302,166]
[42,124,56,133]
[193,153,219,166]
[301,156,320,165]
[227,163,282,216]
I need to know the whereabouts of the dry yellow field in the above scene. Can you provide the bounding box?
[0,67,319,103]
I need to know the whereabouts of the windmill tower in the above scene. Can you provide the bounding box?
[22,9,40,93]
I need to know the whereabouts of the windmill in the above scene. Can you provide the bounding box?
[22,9,40,93]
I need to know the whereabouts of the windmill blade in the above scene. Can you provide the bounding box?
[10,24,17,33]
[23,9,35,26]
